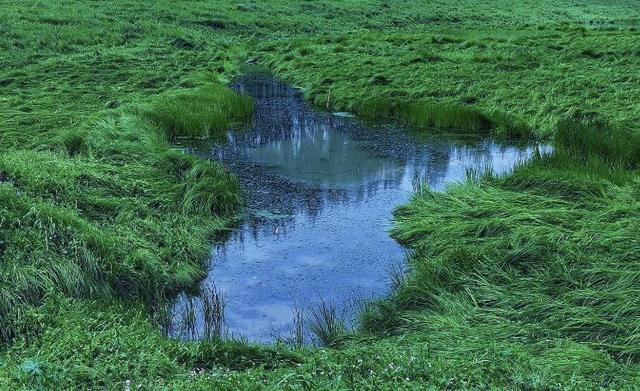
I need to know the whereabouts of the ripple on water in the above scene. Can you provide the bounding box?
[169,75,547,343]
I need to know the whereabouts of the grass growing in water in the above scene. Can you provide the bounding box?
[355,99,495,133]
[308,300,347,347]
[555,118,640,169]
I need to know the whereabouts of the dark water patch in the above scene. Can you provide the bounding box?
[168,75,547,343]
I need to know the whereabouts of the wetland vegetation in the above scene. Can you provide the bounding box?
[1,0,640,389]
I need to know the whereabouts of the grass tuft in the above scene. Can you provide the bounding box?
[555,118,640,169]
[181,160,243,215]
[308,300,346,347]
[399,101,493,132]
[145,83,253,141]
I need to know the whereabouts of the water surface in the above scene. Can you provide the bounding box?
[171,75,542,342]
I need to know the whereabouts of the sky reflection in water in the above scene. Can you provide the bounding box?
[171,76,544,342]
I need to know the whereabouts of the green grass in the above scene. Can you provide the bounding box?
[364,144,640,388]
[0,110,246,340]
[555,119,640,169]
[145,81,254,141]
[257,27,640,140]
[2,0,640,389]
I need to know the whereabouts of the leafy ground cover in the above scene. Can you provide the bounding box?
[1,0,640,388]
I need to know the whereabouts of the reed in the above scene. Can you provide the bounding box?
[387,262,407,292]
[292,307,305,348]
[181,297,197,340]
[308,300,345,347]
[200,285,226,340]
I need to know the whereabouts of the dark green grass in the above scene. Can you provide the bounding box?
[2,0,640,389]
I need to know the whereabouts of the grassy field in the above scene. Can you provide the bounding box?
[1,0,640,388]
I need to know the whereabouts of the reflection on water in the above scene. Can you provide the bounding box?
[170,75,545,342]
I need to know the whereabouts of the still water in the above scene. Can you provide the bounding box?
[170,75,542,343]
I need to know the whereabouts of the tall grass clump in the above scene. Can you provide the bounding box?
[308,300,346,347]
[292,308,305,347]
[555,118,640,169]
[352,98,397,118]
[200,285,226,341]
[181,160,243,215]
[398,101,493,132]
[353,99,520,136]
[146,83,253,141]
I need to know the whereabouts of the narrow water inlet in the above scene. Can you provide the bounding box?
[168,75,547,343]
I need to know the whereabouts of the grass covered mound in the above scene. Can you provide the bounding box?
[2,0,640,389]
[146,80,253,141]
[0,87,249,341]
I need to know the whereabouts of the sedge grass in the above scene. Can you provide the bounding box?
[145,84,253,141]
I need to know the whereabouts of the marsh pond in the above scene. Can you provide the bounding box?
[169,75,544,343]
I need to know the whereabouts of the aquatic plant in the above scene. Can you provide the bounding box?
[181,297,198,340]
[308,300,346,347]
[292,308,305,348]
[387,262,407,292]
[201,286,226,340]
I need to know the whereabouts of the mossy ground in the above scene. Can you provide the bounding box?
[1,0,640,389]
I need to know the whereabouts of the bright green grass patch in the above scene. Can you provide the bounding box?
[397,101,492,132]
[145,83,253,141]
[0,105,245,343]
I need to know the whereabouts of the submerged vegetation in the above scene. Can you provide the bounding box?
[2,0,640,388]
